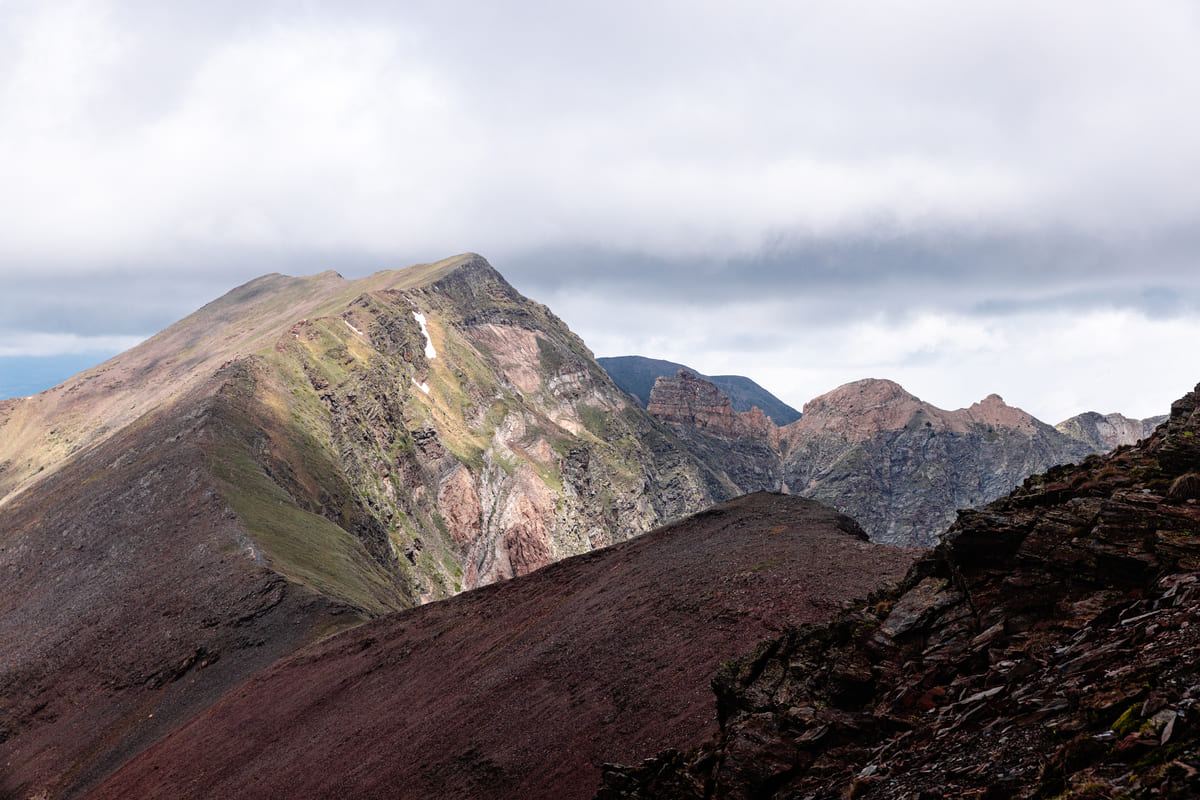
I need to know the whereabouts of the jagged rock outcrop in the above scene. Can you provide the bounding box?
[647,371,783,495]
[647,370,780,446]
[84,494,919,800]
[781,379,1095,547]
[1056,409,1166,451]
[0,254,734,799]
[599,382,1200,800]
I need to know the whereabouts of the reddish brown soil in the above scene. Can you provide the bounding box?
[0,376,359,800]
[88,493,918,800]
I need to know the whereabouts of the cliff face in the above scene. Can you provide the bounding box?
[0,255,729,800]
[647,370,781,446]
[646,370,783,495]
[781,380,1096,547]
[644,373,1102,548]
[600,382,1200,800]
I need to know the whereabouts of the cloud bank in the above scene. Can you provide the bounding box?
[2,0,1199,419]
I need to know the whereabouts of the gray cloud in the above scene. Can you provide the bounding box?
[3,0,1200,418]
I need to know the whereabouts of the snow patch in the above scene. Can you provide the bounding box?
[413,311,436,359]
[413,378,430,395]
[344,319,364,336]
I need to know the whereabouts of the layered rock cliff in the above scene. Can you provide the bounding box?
[599,355,802,424]
[781,379,1097,547]
[599,382,1200,800]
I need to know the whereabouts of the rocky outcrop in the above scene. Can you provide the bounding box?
[646,371,784,495]
[599,355,802,424]
[599,381,1200,800]
[84,493,919,800]
[1056,410,1166,451]
[647,370,780,446]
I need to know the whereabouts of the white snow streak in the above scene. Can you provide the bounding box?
[413,311,436,359]
[344,319,364,336]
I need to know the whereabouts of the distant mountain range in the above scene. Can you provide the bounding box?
[598,354,803,424]
[638,369,1165,547]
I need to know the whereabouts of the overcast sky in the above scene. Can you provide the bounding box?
[3,0,1200,422]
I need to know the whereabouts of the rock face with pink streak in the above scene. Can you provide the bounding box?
[779,379,1097,546]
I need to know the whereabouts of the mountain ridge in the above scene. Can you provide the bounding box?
[83,493,919,800]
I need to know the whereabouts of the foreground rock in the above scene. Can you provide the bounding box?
[86,493,918,800]
[599,382,1200,799]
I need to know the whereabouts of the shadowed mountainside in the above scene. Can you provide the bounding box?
[85,493,918,800]
[600,382,1200,799]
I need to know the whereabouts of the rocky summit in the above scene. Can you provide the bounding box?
[644,372,1161,548]
[1056,410,1167,452]
[599,381,1200,799]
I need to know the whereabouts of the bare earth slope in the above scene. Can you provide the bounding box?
[601,383,1200,799]
[0,369,366,800]
[86,493,918,800]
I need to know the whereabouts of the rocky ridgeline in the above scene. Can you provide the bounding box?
[644,372,1158,548]
[1056,410,1167,452]
[599,382,1200,800]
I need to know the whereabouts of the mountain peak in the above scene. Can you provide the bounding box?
[602,379,1200,800]
[963,391,1039,433]
[793,378,924,440]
